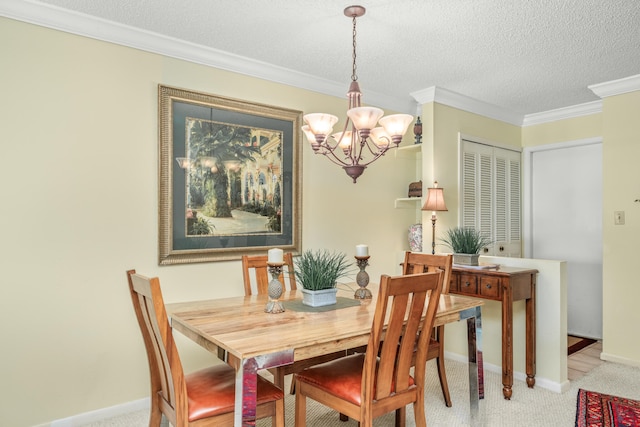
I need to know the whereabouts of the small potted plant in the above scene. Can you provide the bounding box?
[294,249,353,307]
[441,227,492,266]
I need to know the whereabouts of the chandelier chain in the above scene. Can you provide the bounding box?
[351,14,358,82]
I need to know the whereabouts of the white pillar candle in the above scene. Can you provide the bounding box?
[268,248,284,264]
[356,244,368,257]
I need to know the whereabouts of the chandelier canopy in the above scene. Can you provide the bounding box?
[302,5,414,183]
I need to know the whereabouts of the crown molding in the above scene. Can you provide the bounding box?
[411,86,524,126]
[3,0,636,125]
[0,0,417,114]
[588,74,640,98]
[522,100,602,126]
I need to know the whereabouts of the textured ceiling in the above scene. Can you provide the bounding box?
[10,0,640,116]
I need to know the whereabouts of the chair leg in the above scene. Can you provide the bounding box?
[274,397,285,427]
[294,380,306,427]
[435,325,452,407]
[413,398,426,427]
[149,400,162,427]
[289,374,296,394]
[273,369,286,391]
[394,407,406,427]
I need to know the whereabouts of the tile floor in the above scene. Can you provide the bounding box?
[567,339,603,381]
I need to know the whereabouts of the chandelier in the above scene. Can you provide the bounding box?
[301,5,414,183]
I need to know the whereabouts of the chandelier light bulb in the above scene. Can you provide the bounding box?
[370,127,391,150]
[303,113,338,140]
[379,114,414,143]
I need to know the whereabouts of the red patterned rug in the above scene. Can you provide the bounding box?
[576,388,640,427]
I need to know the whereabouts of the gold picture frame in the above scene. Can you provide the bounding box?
[158,85,302,264]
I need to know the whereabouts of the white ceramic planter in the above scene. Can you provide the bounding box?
[453,253,480,266]
[301,288,338,307]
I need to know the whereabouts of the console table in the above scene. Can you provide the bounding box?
[449,265,538,399]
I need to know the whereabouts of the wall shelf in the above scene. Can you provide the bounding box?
[395,143,422,159]
[394,197,422,209]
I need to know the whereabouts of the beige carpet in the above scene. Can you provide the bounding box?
[86,358,640,427]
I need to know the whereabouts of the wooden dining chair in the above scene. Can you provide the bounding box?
[241,253,346,395]
[242,252,297,296]
[402,251,454,407]
[294,271,444,427]
[126,269,284,427]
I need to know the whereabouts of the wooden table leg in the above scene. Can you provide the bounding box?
[526,274,537,388]
[502,284,514,400]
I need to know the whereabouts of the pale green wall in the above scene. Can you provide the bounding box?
[600,91,640,365]
[522,114,602,146]
[0,18,416,426]
[522,93,640,366]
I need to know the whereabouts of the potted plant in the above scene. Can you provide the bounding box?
[441,227,492,266]
[294,249,353,307]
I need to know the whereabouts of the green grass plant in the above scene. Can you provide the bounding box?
[294,249,353,291]
[441,227,492,254]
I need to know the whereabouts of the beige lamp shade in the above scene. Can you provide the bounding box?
[422,183,448,212]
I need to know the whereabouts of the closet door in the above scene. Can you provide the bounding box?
[460,139,521,257]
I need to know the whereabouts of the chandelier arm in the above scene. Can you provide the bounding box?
[317,150,351,167]
[362,138,385,157]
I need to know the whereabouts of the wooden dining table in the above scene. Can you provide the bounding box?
[167,283,484,427]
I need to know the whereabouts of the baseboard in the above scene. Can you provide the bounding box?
[601,352,640,368]
[33,398,149,427]
[444,351,566,393]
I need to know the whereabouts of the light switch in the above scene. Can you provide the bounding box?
[614,211,625,225]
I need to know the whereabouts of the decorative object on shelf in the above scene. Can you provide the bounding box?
[294,249,353,307]
[408,223,423,252]
[301,5,413,183]
[422,181,448,254]
[441,226,492,266]
[353,244,371,299]
[413,116,422,145]
[408,180,422,198]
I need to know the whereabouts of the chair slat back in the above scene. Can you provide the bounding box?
[363,271,443,402]
[402,252,453,293]
[127,270,185,422]
[242,253,297,296]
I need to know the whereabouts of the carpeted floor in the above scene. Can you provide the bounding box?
[85,359,640,427]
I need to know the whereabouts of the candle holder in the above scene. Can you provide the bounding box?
[353,256,372,299]
[265,263,285,314]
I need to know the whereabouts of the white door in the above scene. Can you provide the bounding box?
[529,140,602,339]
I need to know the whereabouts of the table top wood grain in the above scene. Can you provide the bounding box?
[167,284,483,363]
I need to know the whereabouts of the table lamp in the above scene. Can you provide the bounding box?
[422,181,448,254]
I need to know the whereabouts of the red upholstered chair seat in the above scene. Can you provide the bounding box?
[294,353,415,407]
[186,365,284,421]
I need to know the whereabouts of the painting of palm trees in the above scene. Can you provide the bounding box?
[158,85,301,264]
[184,118,284,236]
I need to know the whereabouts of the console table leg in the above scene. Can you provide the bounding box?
[525,274,537,388]
[502,285,514,400]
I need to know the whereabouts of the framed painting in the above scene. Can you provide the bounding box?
[158,85,302,264]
